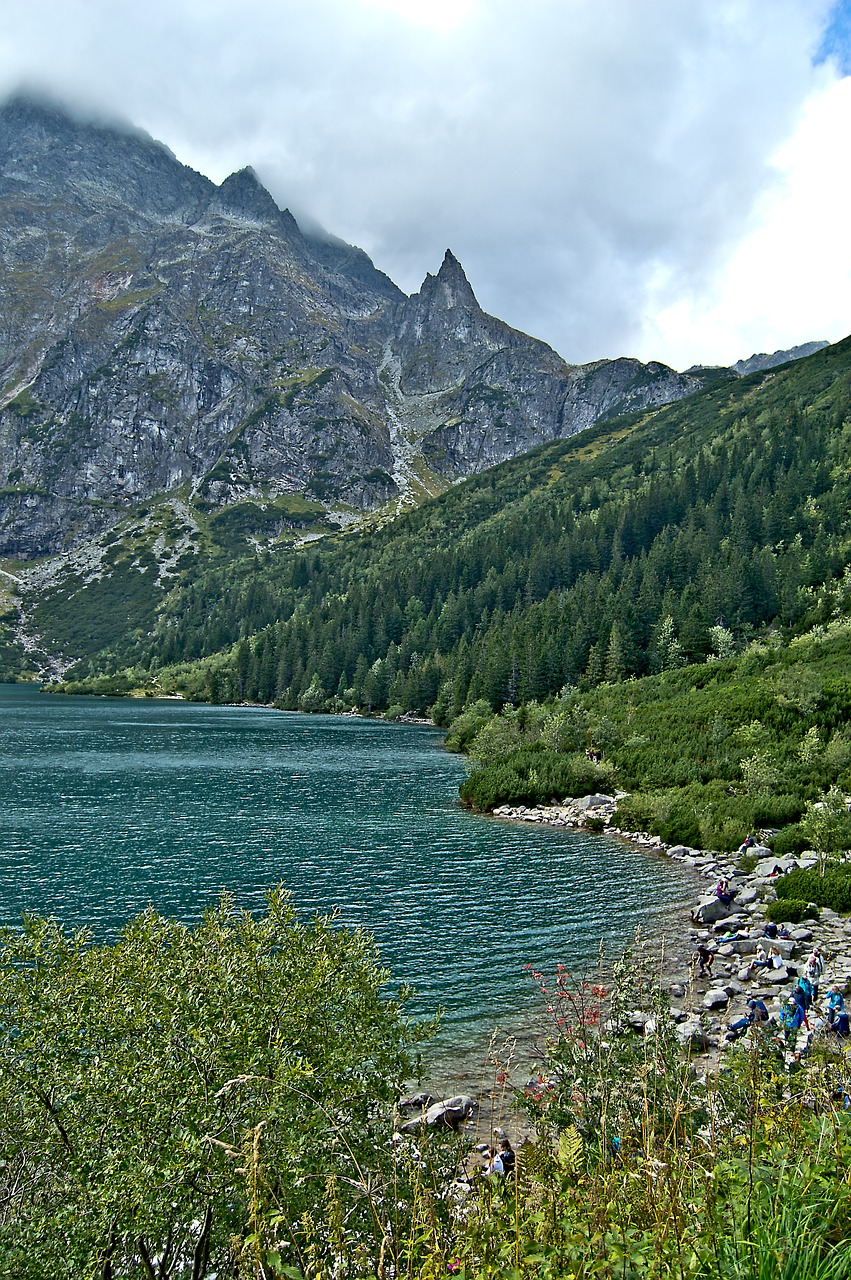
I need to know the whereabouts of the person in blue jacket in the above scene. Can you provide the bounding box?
[827,984,846,1031]
[780,996,806,1050]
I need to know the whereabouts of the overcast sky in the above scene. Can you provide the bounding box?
[2,0,850,369]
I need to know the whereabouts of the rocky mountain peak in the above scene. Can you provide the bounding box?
[415,248,479,314]
[0,90,212,222]
[209,166,300,236]
[0,95,723,556]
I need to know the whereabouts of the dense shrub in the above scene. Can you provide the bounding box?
[458,763,532,810]
[460,749,612,811]
[770,823,809,857]
[776,864,851,913]
[443,699,494,752]
[764,898,820,923]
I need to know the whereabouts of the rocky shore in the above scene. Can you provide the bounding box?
[490,793,851,1063]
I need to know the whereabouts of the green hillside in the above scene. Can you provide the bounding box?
[48,339,847,695]
[32,336,851,843]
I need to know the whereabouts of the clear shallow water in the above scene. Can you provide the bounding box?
[0,684,698,1058]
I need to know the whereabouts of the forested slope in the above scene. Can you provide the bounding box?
[55,336,850,721]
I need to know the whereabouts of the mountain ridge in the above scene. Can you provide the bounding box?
[0,92,714,557]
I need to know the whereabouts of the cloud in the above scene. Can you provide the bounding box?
[0,0,844,367]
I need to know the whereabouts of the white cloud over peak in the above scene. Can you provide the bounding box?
[0,0,846,368]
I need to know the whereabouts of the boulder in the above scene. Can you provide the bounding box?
[737,888,759,906]
[693,897,738,925]
[676,1018,712,1051]
[575,793,615,811]
[754,855,797,878]
[721,938,760,956]
[704,988,730,1010]
[669,982,686,999]
[668,845,692,858]
[399,1092,435,1110]
[424,1095,477,1132]
[713,915,748,933]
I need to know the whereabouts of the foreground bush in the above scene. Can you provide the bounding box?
[448,949,851,1280]
[0,889,432,1279]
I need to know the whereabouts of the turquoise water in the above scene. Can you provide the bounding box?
[0,684,697,1057]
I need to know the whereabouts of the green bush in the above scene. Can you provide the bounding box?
[444,700,494,752]
[458,762,529,810]
[0,889,428,1276]
[770,823,809,857]
[776,864,851,913]
[765,898,820,923]
[459,748,612,811]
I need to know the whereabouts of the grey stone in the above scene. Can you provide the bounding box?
[424,1095,477,1131]
[669,982,686,998]
[693,897,738,925]
[704,988,730,1010]
[575,793,615,811]
[754,855,797,878]
[399,1092,435,1110]
[676,1018,712,1051]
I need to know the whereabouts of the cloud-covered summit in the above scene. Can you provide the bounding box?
[0,1,847,367]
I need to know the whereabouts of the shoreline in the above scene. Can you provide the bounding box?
[488,795,851,1058]
[416,794,851,1142]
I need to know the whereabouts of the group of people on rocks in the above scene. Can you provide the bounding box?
[719,942,849,1052]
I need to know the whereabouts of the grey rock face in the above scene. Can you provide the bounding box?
[0,94,709,556]
[733,342,829,376]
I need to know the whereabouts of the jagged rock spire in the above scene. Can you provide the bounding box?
[416,249,479,310]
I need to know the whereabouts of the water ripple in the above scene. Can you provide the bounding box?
[0,684,698,1048]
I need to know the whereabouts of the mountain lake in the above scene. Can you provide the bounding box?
[0,682,700,1075]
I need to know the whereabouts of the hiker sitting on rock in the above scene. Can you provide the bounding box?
[726,997,769,1040]
[715,877,733,905]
